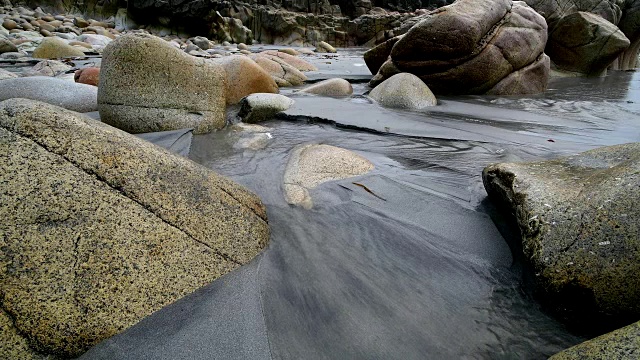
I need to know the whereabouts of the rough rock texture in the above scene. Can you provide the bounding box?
[0,76,97,112]
[32,37,85,59]
[25,60,72,77]
[525,0,640,71]
[369,72,436,109]
[238,93,294,123]
[284,144,374,208]
[213,55,279,105]
[547,11,630,75]
[0,98,269,358]
[19,0,125,19]
[482,143,640,328]
[258,50,318,71]
[98,33,227,134]
[298,78,353,96]
[368,0,550,95]
[363,34,402,74]
[249,54,308,86]
[550,320,640,359]
[0,68,19,80]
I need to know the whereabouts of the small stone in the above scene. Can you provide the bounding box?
[74,67,100,86]
[32,37,85,58]
[2,19,18,30]
[237,42,249,50]
[315,41,336,53]
[238,93,294,123]
[369,73,437,110]
[298,78,353,97]
[0,38,18,54]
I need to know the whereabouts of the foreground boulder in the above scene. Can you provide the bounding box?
[98,33,227,134]
[547,11,629,75]
[550,320,640,359]
[367,0,550,95]
[483,143,640,327]
[0,99,269,358]
[284,144,374,208]
[0,76,97,112]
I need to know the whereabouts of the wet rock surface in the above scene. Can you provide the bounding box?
[550,320,640,359]
[483,143,640,329]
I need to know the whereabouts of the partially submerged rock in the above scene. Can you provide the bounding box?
[98,33,227,134]
[550,320,640,359]
[298,78,353,97]
[284,144,374,208]
[238,93,294,123]
[369,73,436,110]
[0,76,97,112]
[0,98,269,358]
[483,143,640,326]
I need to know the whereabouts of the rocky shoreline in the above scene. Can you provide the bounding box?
[1,0,640,358]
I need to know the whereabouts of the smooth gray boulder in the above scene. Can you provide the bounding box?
[483,143,640,326]
[0,76,97,112]
[284,144,374,208]
[238,93,294,123]
[0,98,269,358]
[369,73,437,110]
[98,33,227,134]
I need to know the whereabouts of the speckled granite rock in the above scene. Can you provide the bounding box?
[98,33,227,134]
[483,143,640,326]
[550,320,640,359]
[0,98,269,358]
[238,93,294,123]
[284,144,374,208]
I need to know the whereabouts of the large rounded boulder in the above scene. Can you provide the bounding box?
[98,33,227,134]
[0,99,269,358]
[367,0,549,95]
[483,143,640,328]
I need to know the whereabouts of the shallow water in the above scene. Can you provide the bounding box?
[76,55,640,359]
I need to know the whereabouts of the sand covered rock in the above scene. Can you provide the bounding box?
[368,0,549,95]
[284,144,374,208]
[0,98,269,358]
[369,73,436,110]
[298,78,353,97]
[0,76,97,112]
[32,37,85,58]
[98,33,227,134]
[483,143,640,327]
